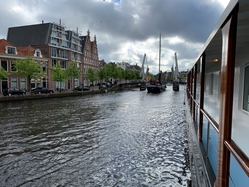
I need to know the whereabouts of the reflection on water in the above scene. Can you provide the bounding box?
[0,86,190,186]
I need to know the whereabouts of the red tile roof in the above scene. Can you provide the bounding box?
[0,39,25,56]
[17,46,35,56]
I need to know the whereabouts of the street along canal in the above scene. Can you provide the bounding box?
[0,86,191,186]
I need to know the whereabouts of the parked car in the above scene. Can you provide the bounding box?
[106,81,113,87]
[99,83,107,89]
[32,87,54,94]
[74,85,90,91]
[3,87,26,96]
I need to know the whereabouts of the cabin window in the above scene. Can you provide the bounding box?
[210,73,214,95]
[243,66,249,112]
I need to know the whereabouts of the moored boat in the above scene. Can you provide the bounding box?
[147,33,166,93]
[147,81,165,93]
[139,81,147,91]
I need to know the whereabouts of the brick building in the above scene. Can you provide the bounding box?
[0,39,48,93]
[6,21,100,90]
[80,30,99,85]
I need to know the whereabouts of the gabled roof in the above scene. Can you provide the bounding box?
[0,39,14,53]
[0,39,24,56]
[17,46,36,56]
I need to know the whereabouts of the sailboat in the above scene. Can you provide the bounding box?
[147,33,166,93]
[139,53,147,91]
[172,52,180,91]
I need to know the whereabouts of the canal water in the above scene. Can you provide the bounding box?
[0,85,190,187]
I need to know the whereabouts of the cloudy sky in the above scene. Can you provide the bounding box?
[0,0,230,74]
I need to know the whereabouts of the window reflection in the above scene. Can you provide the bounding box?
[243,66,249,111]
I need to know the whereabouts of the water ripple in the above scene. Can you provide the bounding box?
[0,87,190,186]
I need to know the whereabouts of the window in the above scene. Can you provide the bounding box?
[1,60,7,71]
[243,65,249,112]
[60,60,67,69]
[60,50,68,58]
[210,73,214,95]
[36,51,41,57]
[42,78,47,87]
[51,48,57,57]
[11,61,16,71]
[7,46,16,54]
[20,78,26,90]
[11,77,17,88]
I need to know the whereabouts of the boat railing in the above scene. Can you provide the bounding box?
[186,88,249,178]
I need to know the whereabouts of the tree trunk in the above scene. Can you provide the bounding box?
[28,76,31,92]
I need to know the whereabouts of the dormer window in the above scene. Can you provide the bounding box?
[6,46,17,54]
[34,49,42,57]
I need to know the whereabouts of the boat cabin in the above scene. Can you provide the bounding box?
[186,0,249,186]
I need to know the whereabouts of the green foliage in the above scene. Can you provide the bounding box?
[116,67,124,79]
[66,61,81,79]
[98,68,107,81]
[98,63,141,82]
[134,70,141,79]
[104,63,117,78]
[13,56,45,90]
[86,68,98,85]
[50,61,67,82]
[147,73,155,81]
[0,66,8,81]
[13,56,44,79]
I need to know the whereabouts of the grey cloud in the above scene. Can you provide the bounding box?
[0,0,226,74]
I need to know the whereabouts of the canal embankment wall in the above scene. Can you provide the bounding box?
[0,84,136,102]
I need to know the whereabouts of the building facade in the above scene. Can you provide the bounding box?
[81,30,99,86]
[6,21,100,90]
[0,39,48,93]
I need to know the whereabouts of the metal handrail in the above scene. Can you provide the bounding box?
[224,139,249,177]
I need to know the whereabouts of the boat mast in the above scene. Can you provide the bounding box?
[140,53,146,80]
[174,52,179,81]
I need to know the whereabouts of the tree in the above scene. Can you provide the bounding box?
[116,67,124,82]
[66,61,81,88]
[98,68,107,83]
[50,61,67,91]
[0,66,8,81]
[13,56,45,91]
[147,73,155,81]
[86,68,98,90]
[104,63,117,81]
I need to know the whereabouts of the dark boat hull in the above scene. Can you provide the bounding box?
[140,82,147,91]
[147,85,165,93]
[173,81,179,91]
